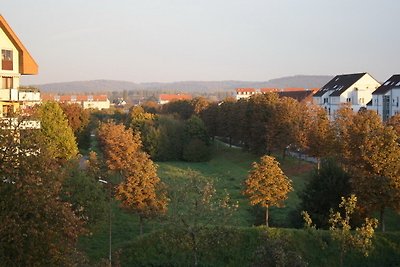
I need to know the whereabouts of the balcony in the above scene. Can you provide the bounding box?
[0,117,40,129]
[0,88,19,101]
[19,90,41,102]
[0,88,40,102]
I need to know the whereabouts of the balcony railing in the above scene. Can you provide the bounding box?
[0,89,40,102]
[0,88,19,101]
[0,117,41,129]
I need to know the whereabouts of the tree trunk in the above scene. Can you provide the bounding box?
[317,158,321,174]
[190,231,198,266]
[139,215,144,235]
[265,206,269,227]
[380,207,385,232]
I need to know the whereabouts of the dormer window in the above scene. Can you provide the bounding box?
[2,49,13,71]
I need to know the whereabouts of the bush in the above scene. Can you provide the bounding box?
[182,139,211,162]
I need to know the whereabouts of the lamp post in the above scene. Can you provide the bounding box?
[99,179,112,267]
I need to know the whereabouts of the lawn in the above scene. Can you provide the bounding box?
[80,142,316,262]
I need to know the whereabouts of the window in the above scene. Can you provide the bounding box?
[346,98,351,103]
[1,50,13,71]
[2,77,13,89]
[2,104,14,117]
[359,98,364,104]
[323,98,328,103]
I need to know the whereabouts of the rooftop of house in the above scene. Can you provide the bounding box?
[372,74,400,95]
[159,93,192,101]
[314,72,366,97]
[42,94,109,102]
[278,89,318,102]
[0,15,38,75]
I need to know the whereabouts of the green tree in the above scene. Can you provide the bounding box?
[37,101,78,160]
[329,195,379,266]
[243,155,293,227]
[167,169,238,266]
[61,161,108,227]
[299,159,351,228]
[98,122,168,235]
[155,115,184,161]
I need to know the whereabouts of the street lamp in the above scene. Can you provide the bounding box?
[99,179,112,267]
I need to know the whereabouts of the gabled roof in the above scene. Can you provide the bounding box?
[314,73,366,97]
[0,15,38,75]
[372,74,400,95]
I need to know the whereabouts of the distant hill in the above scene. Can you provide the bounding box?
[34,75,332,94]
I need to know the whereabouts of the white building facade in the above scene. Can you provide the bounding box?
[313,73,380,119]
[368,75,400,121]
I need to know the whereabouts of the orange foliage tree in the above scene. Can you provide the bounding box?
[98,122,168,234]
[243,155,293,227]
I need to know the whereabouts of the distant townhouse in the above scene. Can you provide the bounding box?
[368,74,400,121]
[236,87,317,104]
[313,73,380,119]
[158,93,192,105]
[42,94,110,110]
[236,88,256,100]
[0,15,39,118]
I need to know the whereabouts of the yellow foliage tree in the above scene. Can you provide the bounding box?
[243,155,293,227]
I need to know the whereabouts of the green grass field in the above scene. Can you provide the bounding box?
[80,142,400,264]
[80,142,315,262]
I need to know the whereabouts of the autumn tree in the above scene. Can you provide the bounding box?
[304,104,334,170]
[0,117,85,266]
[243,155,293,227]
[386,113,400,138]
[59,102,90,135]
[246,93,279,154]
[266,97,307,159]
[191,97,210,115]
[162,100,194,120]
[344,110,400,231]
[331,104,355,164]
[37,101,78,161]
[98,122,168,234]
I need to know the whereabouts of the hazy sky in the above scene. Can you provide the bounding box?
[3,0,399,85]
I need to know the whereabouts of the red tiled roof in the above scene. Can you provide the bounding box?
[41,94,109,102]
[93,95,108,101]
[159,94,192,101]
[283,87,306,92]
[260,88,279,93]
[236,88,256,93]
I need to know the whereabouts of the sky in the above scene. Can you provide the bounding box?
[2,0,400,85]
